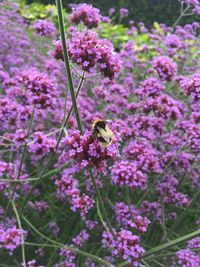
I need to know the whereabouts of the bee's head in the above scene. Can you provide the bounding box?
[94,120,106,130]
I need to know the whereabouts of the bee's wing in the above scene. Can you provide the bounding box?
[97,126,113,143]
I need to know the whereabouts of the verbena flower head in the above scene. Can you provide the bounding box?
[19,70,57,109]
[164,34,183,49]
[153,56,177,81]
[135,77,165,99]
[176,249,200,267]
[102,229,145,266]
[0,226,26,255]
[143,94,186,120]
[114,202,151,234]
[187,237,200,249]
[49,40,64,60]
[70,4,102,28]
[28,131,56,161]
[67,30,122,79]
[180,71,200,110]
[33,19,55,36]
[156,175,189,206]
[123,139,162,173]
[59,130,119,173]
[111,160,148,189]
[119,8,129,18]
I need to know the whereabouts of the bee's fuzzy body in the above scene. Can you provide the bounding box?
[92,119,114,147]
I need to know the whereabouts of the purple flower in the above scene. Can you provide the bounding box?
[33,19,55,36]
[143,94,186,120]
[187,237,200,249]
[59,130,119,173]
[180,71,200,110]
[102,228,145,265]
[70,4,102,28]
[68,30,122,79]
[135,77,165,99]
[153,56,177,81]
[156,175,189,207]
[0,226,26,255]
[176,249,200,267]
[114,202,151,233]
[124,139,161,173]
[164,34,183,49]
[72,230,89,246]
[119,8,129,18]
[19,70,57,109]
[49,40,64,60]
[28,131,56,161]
[111,160,148,189]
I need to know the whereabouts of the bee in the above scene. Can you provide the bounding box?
[92,119,114,147]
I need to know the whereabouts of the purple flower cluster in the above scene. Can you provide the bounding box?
[58,229,89,266]
[0,225,26,255]
[153,56,177,81]
[67,30,122,79]
[70,4,102,28]
[156,175,189,206]
[55,170,94,218]
[59,130,119,173]
[28,131,56,161]
[135,77,165,99]
[176,250,200,267]
[111,160,147,189]
[143,93,186,120]
[180,71,200,110]
[1,1,200,266]
[33,19,55,36]
[19,70,57,109]
[124,139,161,173]
[114,202,151,234]
[102,229,145,266]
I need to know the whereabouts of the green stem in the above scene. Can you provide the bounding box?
[55,0,83,134]
[143,229,200,258]
[22,216,111,266]
[169,191,200,235]
[55,72,85,150]
[136,143,187,207]
[12,201,26,267]
[96,198,109,232]
[0,178,38,183]
[90,170,116,238]
[4,107,35,219]
[20,162,69,214]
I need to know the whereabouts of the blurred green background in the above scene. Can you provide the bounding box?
[26,0,200,27]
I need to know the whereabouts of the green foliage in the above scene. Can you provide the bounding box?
[26,0,200,27]
[99,23,131,49]
[20,2,54,20]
